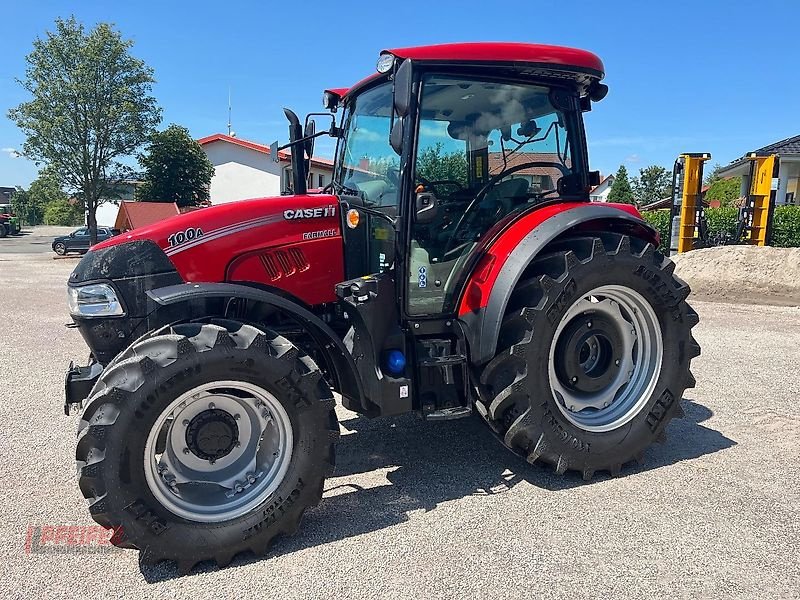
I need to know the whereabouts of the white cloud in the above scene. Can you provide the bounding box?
[624,153,640,163]
[353,127,383,142]
[419,121,451,139]
[1,148,20,159]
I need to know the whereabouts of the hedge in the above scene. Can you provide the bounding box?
[640,205,800,251]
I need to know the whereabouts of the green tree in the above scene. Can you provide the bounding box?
[11,188,34,225]
[607,165,635,204]
[136,124,214,207]
[12,166,73,225]
[632,165,672,206]
[416,143,468,185]
[704,162,724,186]
[8,17,160,243]
[705,177,743,206]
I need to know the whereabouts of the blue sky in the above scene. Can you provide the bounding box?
[1,0,799,187]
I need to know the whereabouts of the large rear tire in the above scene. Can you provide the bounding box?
[75,321,338,573]
[478,233,699,479]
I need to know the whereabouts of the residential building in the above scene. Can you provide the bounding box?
[198,134,335,204]
[717,134,800,205]
[589,174,614,202]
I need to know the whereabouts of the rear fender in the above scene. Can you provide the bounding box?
[458,204,658,365]
[146,282,368,413]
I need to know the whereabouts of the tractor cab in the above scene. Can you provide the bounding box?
[277,43,608,418]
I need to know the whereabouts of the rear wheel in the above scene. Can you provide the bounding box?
[76,321,338,573]
[479,233,699,479]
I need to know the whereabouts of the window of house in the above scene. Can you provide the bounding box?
[318,174,324,188]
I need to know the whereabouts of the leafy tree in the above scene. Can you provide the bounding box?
[704,162,724,186]
[11,188,34,225]
[416,143,468,185]
[136,124,214,207]
[632,165,672,206]
[12,166,73,225]
[607,165,635,204]
[8,17,161,243]
[705,177,743,206]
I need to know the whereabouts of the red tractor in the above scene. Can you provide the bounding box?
[66,43,699,572]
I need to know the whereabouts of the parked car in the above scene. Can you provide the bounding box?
[52,227,120,255]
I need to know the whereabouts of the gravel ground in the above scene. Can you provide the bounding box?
[0,254,798,599]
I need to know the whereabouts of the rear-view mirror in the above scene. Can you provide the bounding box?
[393,59,413,118]
[390,118,404,155]
[304,119,316,160]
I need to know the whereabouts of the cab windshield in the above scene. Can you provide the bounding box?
[333,82,398,207]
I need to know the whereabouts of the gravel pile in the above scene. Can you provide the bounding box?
[671,245,800,306]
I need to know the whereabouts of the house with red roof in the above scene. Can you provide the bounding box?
[114,201,180,232]
[197,134,335,204]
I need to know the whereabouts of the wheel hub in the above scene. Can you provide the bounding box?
[554,314,623,394]
[186,409,239,461]
[143,381,294,523]
[548,285,663,432]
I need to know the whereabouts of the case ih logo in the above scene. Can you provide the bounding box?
[25,525,124,554]
[283,205,337,220]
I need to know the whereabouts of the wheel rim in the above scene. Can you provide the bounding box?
[143,380,294,523]
[55,243,65,254]
[548,285,663,432]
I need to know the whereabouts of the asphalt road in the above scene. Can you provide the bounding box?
[0,226,75,254]
[0,254,798,599]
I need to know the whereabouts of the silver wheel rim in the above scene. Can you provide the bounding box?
[143,380,293,523]
[55,243,65,254]
[547,285,663,432]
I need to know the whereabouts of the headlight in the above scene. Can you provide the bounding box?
[68,283,124,317]
[376,52,395,73]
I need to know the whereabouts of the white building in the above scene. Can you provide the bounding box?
[716,134,800,206]
[197,134,335,204]
[589,174,614,202]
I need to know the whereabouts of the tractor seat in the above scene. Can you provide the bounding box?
[484,177,530,211]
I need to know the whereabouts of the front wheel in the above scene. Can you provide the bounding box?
[479,233,699,479]
[53,242,66,255]
[75,321,338,573]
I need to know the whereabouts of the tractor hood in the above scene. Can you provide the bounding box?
[89,194,345,306]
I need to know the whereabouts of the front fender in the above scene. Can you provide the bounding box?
[458,204,658,365]
[147,282,367,413]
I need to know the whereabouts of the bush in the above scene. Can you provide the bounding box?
[704,207,738,241]
[772,205,800,247]
[640,209,671,252]
[43,199,83,226]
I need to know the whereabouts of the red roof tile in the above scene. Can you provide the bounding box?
[197,133,334,170]
[114,201,180,231]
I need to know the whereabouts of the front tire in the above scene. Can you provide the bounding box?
[75,321,338,573]
[479,234,699,479]
[53,242,66,255]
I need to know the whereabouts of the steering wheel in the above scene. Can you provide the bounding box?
[416,175,466,196]
[442,161,570,255]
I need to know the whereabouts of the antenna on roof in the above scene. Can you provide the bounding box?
[227,88,236,137]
